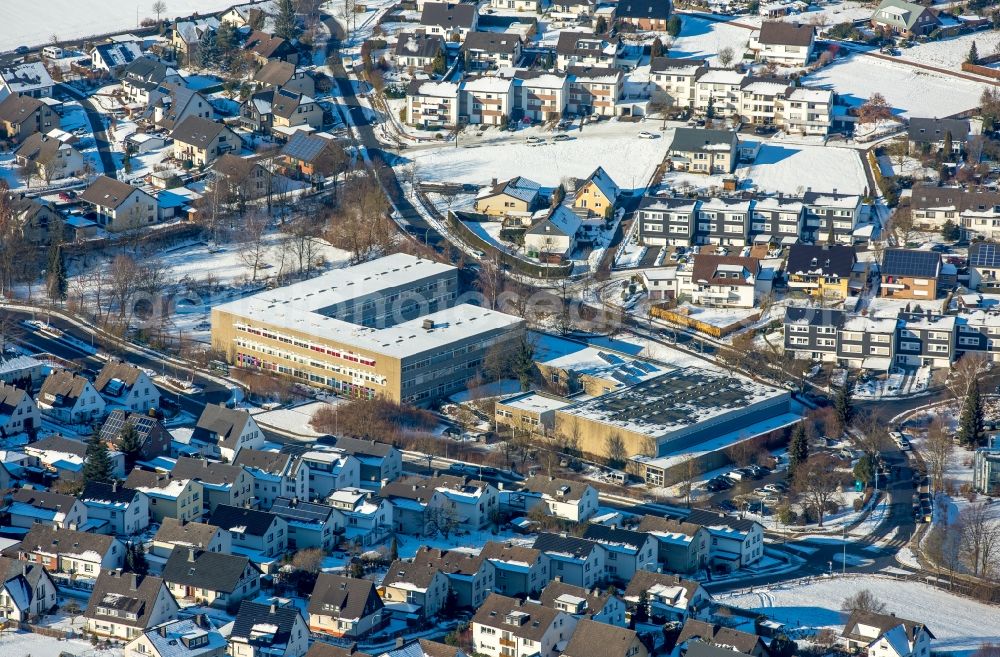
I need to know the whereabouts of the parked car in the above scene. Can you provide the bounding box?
[637,131,658,139]
[526,136,545,145]
[553,134,571,142]
[716,500,738,513]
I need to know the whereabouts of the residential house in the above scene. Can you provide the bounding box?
[642,268,678,300]
[550,0,596,18]
[242,88,323,136]
[676,620,771,657]
[124,616,227,657]
[525,205,582,259]
[523,475,599,522]
[471,594,577,657]
[895,311,956,368]
[191,404,264,462]
[406,80,460,128]
[802,190,867,242]
[229,600,309,657]
[650,57,707,108]
[462,33,523,71]
[90,41,144,73]
[677,254,764,308]
[474,176,541,219]
[514,71,568,122]
[23,434,124,480]
[300,449,362,498]
[280,132,343,187]
[210,153,270,202]
[427,475,499,529]
[171,116,240,167]
[244,30,299,66]
[11,524,124,577]
[328,489,392,547]
[615,0,672,30]
[254,60,315,96]
[623,570,711,622]
[100,411,172,462]
[0,381,39,436]
[419,3,478,42]
[538,580,626,626]
[700,196,754,246]
[780,87,834,136]
[85,570,179,640]
[562,620,648,657]
[751,195,804,245]
[14,132,84,180]
[880,248,941,300]
[150,518,231,561]
[94,361,160,414]
[840,611,934,657]
[783,307,846,362]
[271,497,343,551]
[572,166,619,224]
[556,32,621,70]
[121,56,183,105]
[220,5,266,27]
[235,449,308,510]
[685,509,765,570]
[637,515,710,574]
[209,504,288,560]
[382,558,450,618]
[532,532,605,589]
[329,436,402,488]
[395,32,444,70]
[172,18,220,66]
[0,193,63,243]
[308,573,385,638]
[7,488,88,530]
[170,456,254,512]
[490,0,541,10]
[567,66,621,117]
[411,547,496,608]
[0,62,54,101]
[480,541,550,597]
[461,75,514,126]
[911,184,1000,234]
[79,176,158,232]
[908,117,970,155]
[126,470,205,524]
[636,195,700,247]
[0,556,57,621]
[35,370,106,423]
[81,481,151,536]
[693,69,745,118]
[785,243,857,300]
[871,0,940,36]
[968,241,1000,291]
[151,84,215,132]
[749,22,814,65]
[668,128,738,174]
[0,354,44,387]
[581,524,657,583]
[162,547,261,610]
[0,94,58,145]
[837,314,899,369]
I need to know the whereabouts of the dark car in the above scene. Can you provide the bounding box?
[753,125,776,135]
[716,500,738,513]
[14,46,29,55]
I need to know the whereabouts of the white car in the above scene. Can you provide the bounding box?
[526,136,545,145]
[638,131,657,139]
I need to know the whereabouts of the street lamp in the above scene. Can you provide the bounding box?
[842,525,847,575]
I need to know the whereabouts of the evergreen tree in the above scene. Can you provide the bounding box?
[431,50,446,76]
[198,28,219,69]
[513,337,536,391]
[650,37,663,59]
[706,96,715,120]
[633,589,649,625]
[389,536,399,561]
[667,15,682,37]
[125,541,149,576]
[46,242,67,301]
[594,16,607,34]
[943,130,953,157]
[118,422,143,470]
[968,41,979,64]
[216,20,238,58]
[83,433,113,484]
[957,380,984,447]
[853,454,875,485]
[833,379,852,434]
[274,0,300,41]
[788,423,808,475]
[551,184,565,207]
[942,219,961,241]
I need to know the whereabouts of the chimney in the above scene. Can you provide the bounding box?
[159,624,169,637]
[491,177,498,188]
[202,460,208,468]
[130,573,138,590]
[112,481,118,492]
[396,638,406,649]
[422,319,434,330]
[270,603,277,614]
[188,547,196,562]
[196,613,208,629]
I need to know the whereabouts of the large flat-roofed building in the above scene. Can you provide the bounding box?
[553,367,792,462]
[211,253,525,404]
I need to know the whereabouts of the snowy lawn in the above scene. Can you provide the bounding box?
[805,53,991,118]
[0,631,119,657]
[404,120,669,190]
[739,144,868,196]
[669,15,751,66]
[721,575,1000,655]
[899,31,1000,71]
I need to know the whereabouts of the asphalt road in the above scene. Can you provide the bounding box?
[57,82,117,178]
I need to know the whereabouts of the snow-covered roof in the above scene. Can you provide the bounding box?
[462,76,513,94]
[410,80,459,98]
[697,69,745,86]
[788,87,832,103]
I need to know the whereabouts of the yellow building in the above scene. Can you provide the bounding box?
[474,176,541,220]
[572,166,620,219]
[784,243,856,300]
[211,253,525,404]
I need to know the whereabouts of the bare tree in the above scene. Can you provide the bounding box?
[107,254,141,330]
[960,502,1000,578]
[885,205,918,247]
[851,409,890,459]
[605,432,626,469]
[858,92,892,128]
[924,416,953,494]
[794,454,843,527]
[948,352,989,401]
[239,210,270,281]
[718,46,735,68]
[152,0,167,22]
[476,252,505,310]
[841,589,887,615]
[925,519,963,587]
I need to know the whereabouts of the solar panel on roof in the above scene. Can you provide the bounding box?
[971,242,1000,268]
[884,249,939,277]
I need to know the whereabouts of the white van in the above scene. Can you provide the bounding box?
[42,46,63,59]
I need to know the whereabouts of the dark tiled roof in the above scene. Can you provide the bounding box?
[841,610,935,642]
[686,641,754,657]
[191,405,253,451]
[82,481,142,506]
[783,306,847,328]
[210,504,280,537]
[532,532,598,559]
[616,0,672,20]
[669,127,737,153]
[523,475,593,502]
[785,243,856,278]
[637,515,705,537]
[15,524,116,559]
[623,570,702,603]
[231,600,303,647]
[677,620,768,656]
[254,60,297,87]
[85,570,171,629]
[420,2,477,29]
[907,117,970,143]
[171,456,246,486]
[10,488,79,513]
[234,448,291,475]
[0,94,45,125]
[563,619,641,657]
[462,32,520,54]
[650,57,707,73]
[80,176,146,209]
[26,434,87,457]
[582,524,650,551]
[162,547,257,593]
[307,573,384,619]
[153,518,222,548]
[691,254,760,287]
[471,594,563,641]
[396,32,445,59]
[479,541,542,566]
[383,558,444,589]
[538,581,613,616]
[170,116,230,146]
[757,21,814,46]
[306,643,373,657]
[685,509,761,533]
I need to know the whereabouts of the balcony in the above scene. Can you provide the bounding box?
[499,638,517,648]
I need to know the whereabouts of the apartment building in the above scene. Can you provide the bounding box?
[461,76,514,126]
[802,191,866,244]
[676,254,764,308]
[637,195,700,247]
[751,195,803,245]
[738,78,791,127]
[895,312,956,368]
[694,69,745,118]
[667,128,738,174]
[911,183,1000,230]
[567,66,621,117]
[406,80,459,128]
[701,196,754,246]
[462,32,522,71]
[780,87,834,136]
[879,248,941,300]
[649,57,707,108]
[783,307,846,362]
[514,71,568,122]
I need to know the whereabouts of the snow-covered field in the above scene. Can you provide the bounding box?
[0,0,250,51]
[669,15,751,65]
[900,32,1000,71]
[722,575,1000,655]
[0,631,119,657]
[404,120,668,189]
[739,144,868,196]
[805,54,990,118]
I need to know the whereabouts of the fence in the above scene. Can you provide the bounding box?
[649,304,761,338]
[446,211,575,279]
[961,62,1000,81]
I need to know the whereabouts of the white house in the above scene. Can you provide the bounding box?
[8,488,88,530]
[841,611,934,657]
[748,22,814,66]
[85,570,179,641]
[676,254,767,308]
[525,206,582,259]
[582,525,658,583]
[0,557,57,621]
[94,361,161,414]
[0,62,54,101]
[472,594,577,657]
[191,404,265,462]
[532,533,605,590]
[685,510,765,570]
[235,449,310,511]
[0,382,40,436]
[81,481,151,536]
[522,476,598,522]
[299,449,361,499]
[36,370,106,424]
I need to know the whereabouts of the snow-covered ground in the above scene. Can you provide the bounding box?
[899,31,1000,71]
[721,575,1000,655]
[805,53,991,118]
[740,144,868,197]
[669,15,751,65]
[0,0,248,51]
[251,400,338,437]
[404,120,668,189]
[0,632,119,657]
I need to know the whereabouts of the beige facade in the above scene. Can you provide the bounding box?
[407,81,460,129]
[173,124,239,167]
